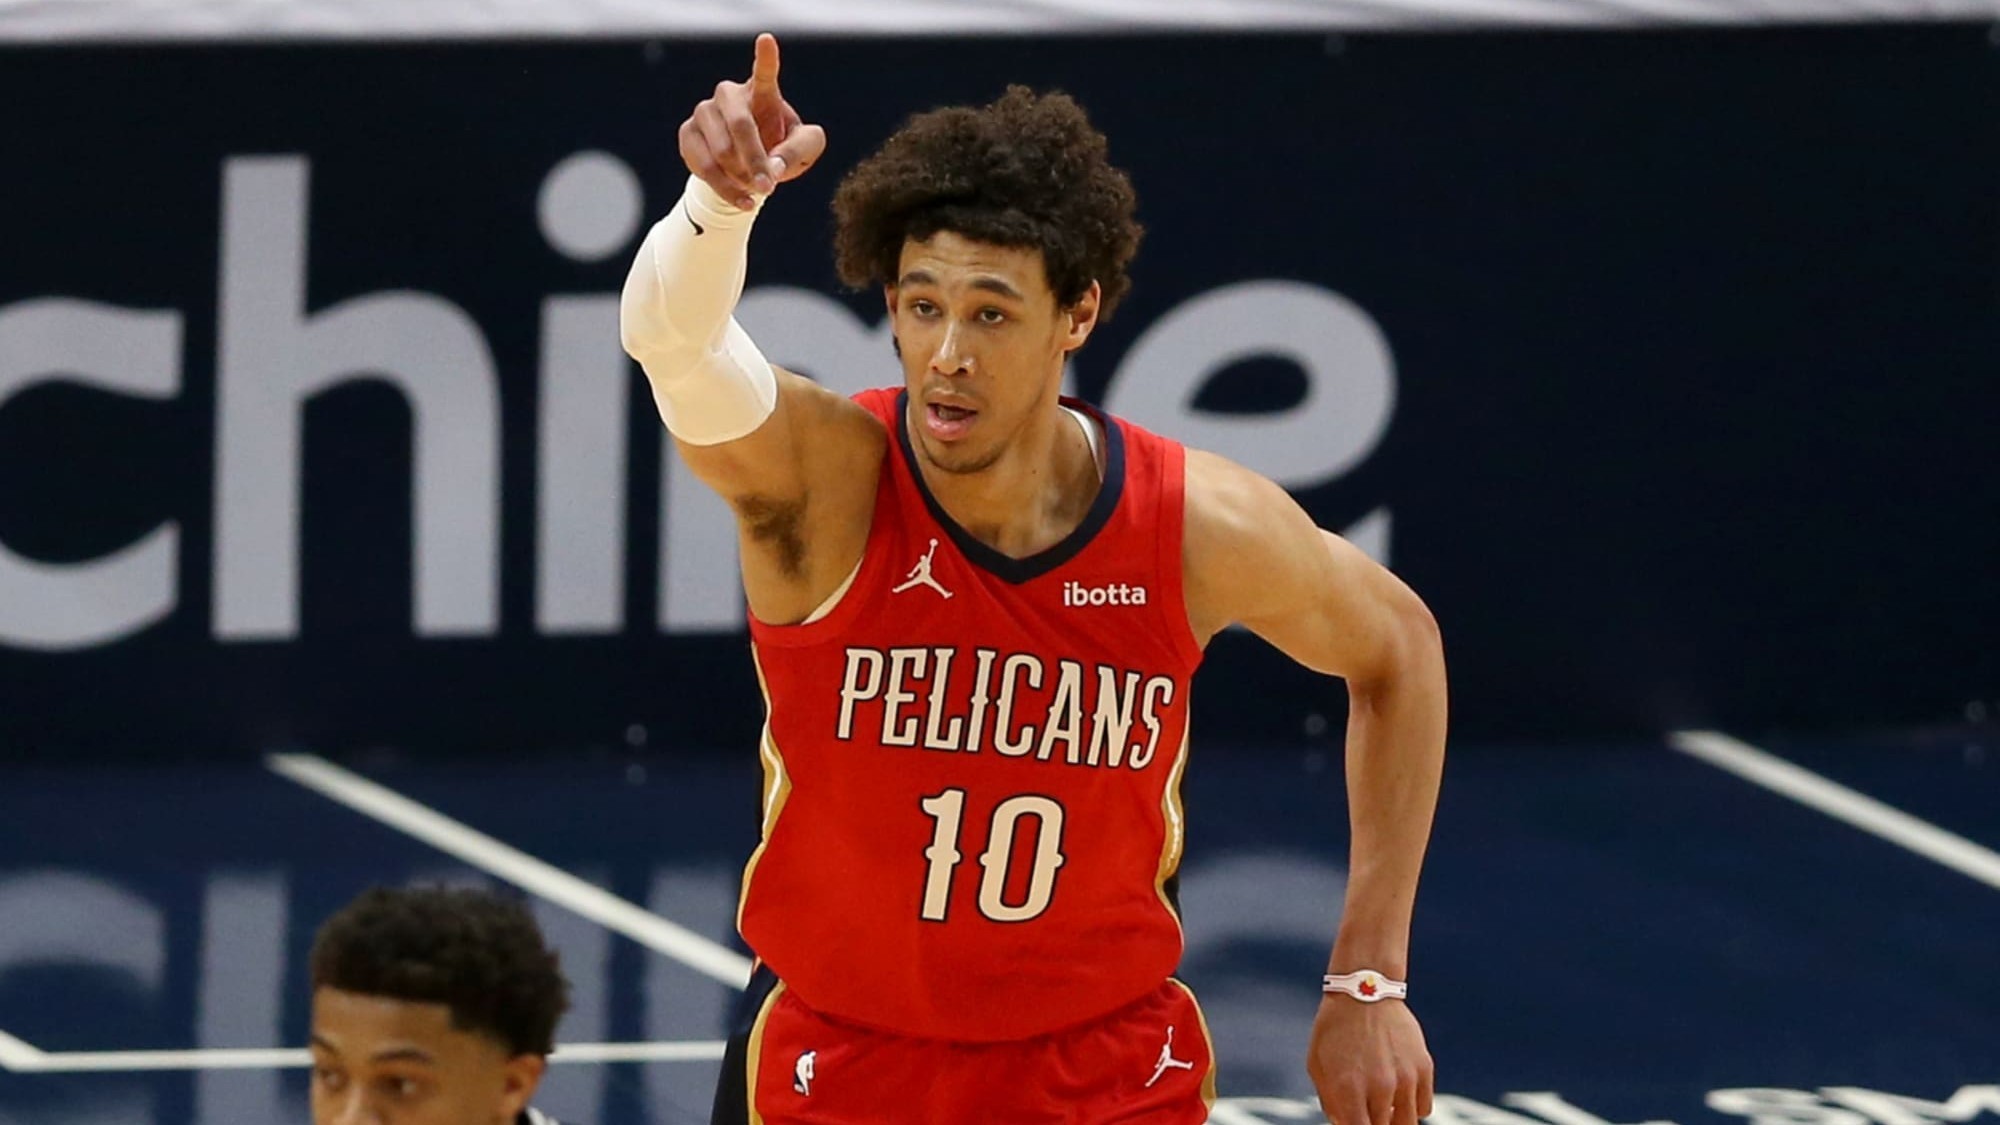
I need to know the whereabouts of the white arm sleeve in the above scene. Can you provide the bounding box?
[618,176,778,446]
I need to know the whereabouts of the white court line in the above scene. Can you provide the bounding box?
[0,1037,725,1074]
[17,1047,310,1073]
[0,1027,47,1070]
[266,752,753,989]
[1671,729,2000,892]
[549,1041,726,1064]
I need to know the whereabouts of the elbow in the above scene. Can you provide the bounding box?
[1396,589,1442,658]
[620,300,700,379]
[1389,589,1444,678]
[619,288,673,365]
[1346,587,1443,690]
[618,322,651,366]
[617,228,688,364]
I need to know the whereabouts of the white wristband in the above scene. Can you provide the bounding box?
[1322,970,1408,1003]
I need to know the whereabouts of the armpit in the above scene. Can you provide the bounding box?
[734,492,809,579]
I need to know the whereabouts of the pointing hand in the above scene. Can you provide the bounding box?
[679,33,828,210]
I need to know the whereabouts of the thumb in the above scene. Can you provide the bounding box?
[768,122,827,182]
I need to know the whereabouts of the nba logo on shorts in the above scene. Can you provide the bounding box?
[794,1049,816,1096]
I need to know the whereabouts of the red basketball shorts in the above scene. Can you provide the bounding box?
[711,965,1217,1123]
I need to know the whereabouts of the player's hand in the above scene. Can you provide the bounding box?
[679,32,827,210]
[1306,996,1435,1125]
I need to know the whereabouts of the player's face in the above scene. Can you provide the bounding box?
[309,987,543,1125]
[888,231,1098,474]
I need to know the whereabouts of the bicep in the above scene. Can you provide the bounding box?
[1249,530,1425,681]
[672,366,879,508]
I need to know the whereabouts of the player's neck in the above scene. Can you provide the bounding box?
[914,404,1099,560]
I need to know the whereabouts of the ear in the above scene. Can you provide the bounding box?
[1061,281,1102,354]
[497,1054,547,1120]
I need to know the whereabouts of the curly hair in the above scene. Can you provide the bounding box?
[309,886,569,1057]
[833,85,1143,321]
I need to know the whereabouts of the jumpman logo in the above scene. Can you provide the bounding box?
[1144,1026,1195,1088]
[891,538,954,599]
[794,1049,815,1096]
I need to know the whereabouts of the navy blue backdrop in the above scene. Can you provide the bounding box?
[0,26,1994,757]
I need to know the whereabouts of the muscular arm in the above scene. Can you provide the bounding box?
[1183,447,1446,975]
[618,40,884,626]
[1183,448,1444,1125]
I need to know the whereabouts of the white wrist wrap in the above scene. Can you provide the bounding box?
[1322,970,1408,1003]
[619,176,777,446]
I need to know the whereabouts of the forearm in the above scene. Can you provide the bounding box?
[1329,609,1447,979]
[618,177,776,446]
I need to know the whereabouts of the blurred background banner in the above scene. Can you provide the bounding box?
[0,28,1994,756]
[6,0,2000,39]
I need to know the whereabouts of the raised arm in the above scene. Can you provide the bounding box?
[619,33,885,624]
[1182,448,1445,1125]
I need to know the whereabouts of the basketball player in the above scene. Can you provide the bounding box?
[307,886,569,1125]
[622,34,1448,1124]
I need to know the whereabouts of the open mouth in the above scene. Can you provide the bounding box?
[925,402,979,441]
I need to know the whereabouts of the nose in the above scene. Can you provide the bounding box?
[327,1091,379,1125]
[929,321,974,378]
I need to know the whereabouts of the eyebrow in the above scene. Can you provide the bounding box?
[308,1034,437,1065]
[896,269,1025,302]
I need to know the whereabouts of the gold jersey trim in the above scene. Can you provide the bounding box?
[735,645,794,934]
[743,978,788,1125]
[1154,724,1193,938]
[1167,977,1220,1108]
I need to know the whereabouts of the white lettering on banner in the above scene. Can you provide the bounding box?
[1426,1094,1558,1125]
[1207,1100,1326,1123]
[1506,1092,1679,1125]
[534,153,647,634]
[194,873,288,1125]
[0,151,1399,652]
[537,295,630,634]
[1710,1089,1875,1125]
[1105,280,1396,492]
[1708,1090,2000,1125]
[0,873,166,1122]
[1822,1087,2000,1125]
[0,300,183,650]
[214,156,502,641]
[1021,1086,2000,1125]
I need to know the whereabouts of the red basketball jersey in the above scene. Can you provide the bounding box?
[739,388,1204,1042]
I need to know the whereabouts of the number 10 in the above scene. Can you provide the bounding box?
[918,788,1068,923]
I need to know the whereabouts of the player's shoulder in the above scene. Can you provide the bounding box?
[848,384,902,416]
[1181,446,1297,542]
[520,1108,560,1125]
[1178,447,1324,630]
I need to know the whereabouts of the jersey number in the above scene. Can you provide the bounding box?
[918,789,1067,923]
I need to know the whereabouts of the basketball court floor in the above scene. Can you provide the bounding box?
[2,726,1994,1124]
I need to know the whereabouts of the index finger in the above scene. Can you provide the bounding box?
[749,32,780,91]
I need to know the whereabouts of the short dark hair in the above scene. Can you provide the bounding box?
[309,886,569,1057]
[833,85,1144,322]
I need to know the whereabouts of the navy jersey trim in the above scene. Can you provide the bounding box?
[892,391,1127,585]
